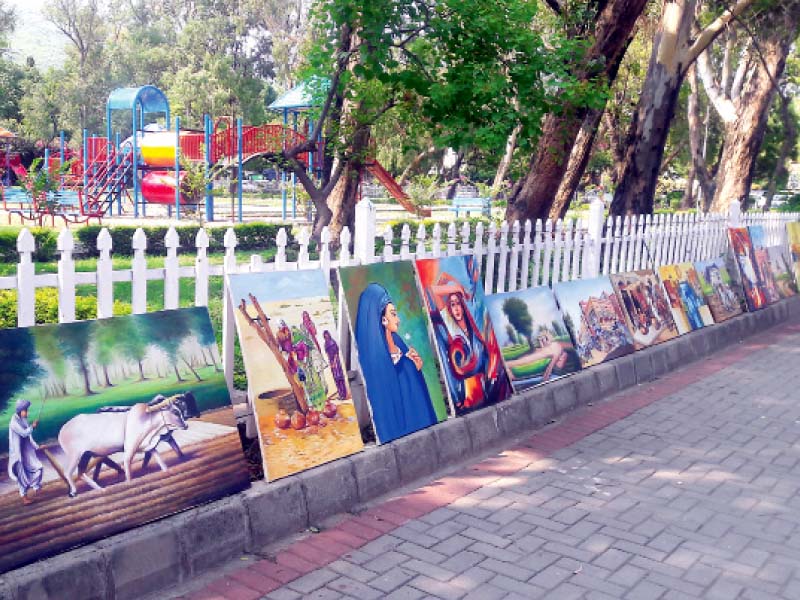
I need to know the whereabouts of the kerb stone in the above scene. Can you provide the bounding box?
[244,477,308,550]
[300,457,358,526]
[179,496,248,574]
[393,428,439,485]
[632,351,654,383]
[353,445,400,504]
[8,544,109,600]
[432,417,471,467]
[592,363,619,396]
[572,371,598,406]
[614,355,636,390]
[496,395,533,438]
[548,377,578,416]
[524,385,555,429]
[464,408,501,453]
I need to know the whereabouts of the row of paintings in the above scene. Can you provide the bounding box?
[229,230,797,486]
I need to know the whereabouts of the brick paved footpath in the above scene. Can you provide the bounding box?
[171,320,800,600]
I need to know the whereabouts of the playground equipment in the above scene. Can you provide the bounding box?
[2,83,421,224]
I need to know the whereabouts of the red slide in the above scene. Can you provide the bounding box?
[141,171,193,205]
[6,154,27,181]
[367,161,431,217]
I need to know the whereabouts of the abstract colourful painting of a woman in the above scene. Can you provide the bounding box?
[354,283,438,443]
[416,256,510,413]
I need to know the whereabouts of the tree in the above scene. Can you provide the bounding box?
[502,297,534,351]
[58,321,95,396]
[700,2,800,212]
[92,318,118,387]
[188,307,221,371]
[611,0,757,215]
[32,326,68,397]
[505,0,651,222]
[142,310,193,382]
[0,328,41,413]
[116,316,150,381]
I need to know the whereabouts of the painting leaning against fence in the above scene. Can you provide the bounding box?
[609,270,678,349]
[484,286,581,391]
[728,227,768,311]
[228,269,363,481]
[0,307,249,573]
[416,256,511,415]
[787,222,800,285]
[747,225,781,304]
[676,263,715,327]
[766,246,797,299]
[339,261,449,444]
[693,257,744,322]
[552,276,636,369]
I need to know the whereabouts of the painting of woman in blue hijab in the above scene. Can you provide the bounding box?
[340,262,448,444]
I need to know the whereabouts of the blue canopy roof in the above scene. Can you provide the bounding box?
[268,78,330,111]
[107,86,170,114]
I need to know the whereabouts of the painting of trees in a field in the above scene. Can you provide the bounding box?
[0,307,249,573]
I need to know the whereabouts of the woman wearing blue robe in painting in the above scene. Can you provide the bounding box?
[355,283,437,443]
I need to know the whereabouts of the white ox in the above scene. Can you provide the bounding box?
[57,401,188,497]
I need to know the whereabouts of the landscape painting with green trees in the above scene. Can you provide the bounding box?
[485,286,580,391]
[0,307,249,573]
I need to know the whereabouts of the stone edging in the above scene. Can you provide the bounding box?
[2,297,798,600]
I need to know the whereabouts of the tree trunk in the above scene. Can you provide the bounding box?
[444,150,465,200]
[709,6,798,213]
[506,0,649,222]
[102,365,113,388]
[611,0,756,215]
[78,356,94,396]
[492,124,521,194]
[326,125,371,242]
[182,356,203,382]
[550,108,606,219]
[687,66,716,208]
[173,362,185,383]
[399,145,437,186]
[765,97,796,210]
[137,360,147,381]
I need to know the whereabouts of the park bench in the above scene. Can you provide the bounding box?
[450,196,491,218]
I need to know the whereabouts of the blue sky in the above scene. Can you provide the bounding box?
[228,269,328,302]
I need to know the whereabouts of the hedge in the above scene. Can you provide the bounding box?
[0,227,58,262]
[74,222,283,257]
[0,288,132,328]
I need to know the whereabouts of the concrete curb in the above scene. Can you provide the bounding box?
[1,297,797,599]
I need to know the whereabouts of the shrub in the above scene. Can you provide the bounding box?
[0,227,58,262]
[0,288,133,327]
[74,222,283,257]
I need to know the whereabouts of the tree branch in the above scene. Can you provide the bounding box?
[696,47,738,123]
[684,0,757,69]
[543,0,563,15]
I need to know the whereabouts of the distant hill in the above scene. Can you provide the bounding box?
[8,0,67,70]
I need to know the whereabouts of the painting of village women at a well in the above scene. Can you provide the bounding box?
[553,277,635,368]
[485,286,581,391]
[748,226,781,304]
[728,227,769,311]
[228,270,363,481]
[416,256,511,415]
[339,262,450,444]
[609,270,678,349]
[766,246,797,298]
[0,307,249,573]
[693,257,743,322]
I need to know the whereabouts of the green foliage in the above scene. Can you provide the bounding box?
[0,327,40,413]
[502,297,533,345]
[0,227,57,262]
[74,222,282,257]
[0,288,131,329]
[777,194,800,212]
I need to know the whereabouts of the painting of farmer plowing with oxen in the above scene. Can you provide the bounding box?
[228,269,363,481]
[0,307,249,573]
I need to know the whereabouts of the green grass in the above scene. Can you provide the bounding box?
[510,358,551,378]
[501,343,531,360]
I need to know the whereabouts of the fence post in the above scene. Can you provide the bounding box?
[57,228,76,323]
[582,198,605,278]
[96,229,113,319]
[222,227,238,396]
[195,228,209,307]
[354,199,376,264]
[164,227,180,310]
[131,228,148,314]
[16,229,35,328]
[728,200,741,228]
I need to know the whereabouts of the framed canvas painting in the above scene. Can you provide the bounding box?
[767,246,797,298]
[228,269,363,481]
[693,257,744,322]
[0,308,249,572]
[787,222,800,285]
[747,225,780,304]
[658,265,706,330]
[339,261,449,444]
[609,270,678,349]
[415,256,511,415]
[676,263,715,326]
[485,286,581,391]
[728,227,768,311]
[552,276,636,369]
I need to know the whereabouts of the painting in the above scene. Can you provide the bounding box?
[609,270,678,349]
[552,276,636,369]
[485,286,581,391]
[767,246,797,298]
[416,256,511,415]
[228,270,363,481]
[676,262,715,326]
[693,257,744,322]
[728,227,768,311]
[339,262,449,444]
[787,222,800,285]
[0,307,249,573]
[747,225,780,304]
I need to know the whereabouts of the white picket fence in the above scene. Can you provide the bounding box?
[1,199,797,394]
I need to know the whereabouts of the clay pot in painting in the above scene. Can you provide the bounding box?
[274,409,291,429]
[290,411,306,430]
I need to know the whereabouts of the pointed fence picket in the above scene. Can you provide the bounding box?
[1,198,797,393]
